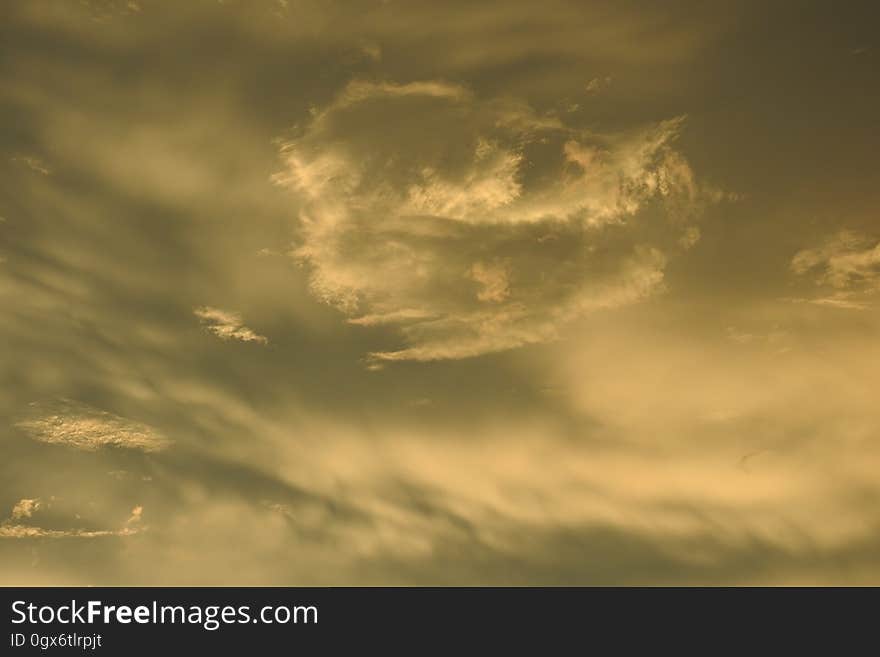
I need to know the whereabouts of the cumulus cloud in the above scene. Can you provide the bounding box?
[14,399,169,452]
[194,306,268,344]
[275,80,714,362]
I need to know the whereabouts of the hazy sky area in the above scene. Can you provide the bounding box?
[1,0,879,584]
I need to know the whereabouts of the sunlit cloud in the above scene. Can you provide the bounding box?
[11,498,42,520]
[126,505,144,525]
[15,399,170,452]
[194,306,269,345]
[585,76,613,94]
[0,525,141,539]
[10,155,51,176]
[790,231,880,310]
[2,0,878,586]
[791,230,880,291]
[1,498,145,540]
[275,80,716,362]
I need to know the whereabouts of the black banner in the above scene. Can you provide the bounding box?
[1,587,873,653]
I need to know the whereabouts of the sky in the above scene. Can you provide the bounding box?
[1,0,879,585]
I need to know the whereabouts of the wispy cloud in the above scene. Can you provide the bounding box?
[0,525,141,539]
[1,499,145,540]
[194,306,268,345]
[126,505,143,525]
[11,498,42,520]
[585,75,613,94]
[275,80,717,362]
[3,0,879,586]
[10,155,51,175]
[791,231,880,309]
[792,230,880,290]
[15,399,169,452]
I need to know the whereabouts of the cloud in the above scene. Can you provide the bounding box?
[275,80,714,362]
[792,230,880,290]
[585,76,613,94]
[4,0,877,586]
[126,505,143,525]
[0,525,141,539]
[11,498,42,520]
[14,399,170,452]
[1,498,145,540]
[469,261,511,303]
[791,293,871,311]
[10,155,51,175]
[194,306,268,344]
[790,231,880,310]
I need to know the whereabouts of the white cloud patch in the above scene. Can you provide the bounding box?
[15,399,169,452]
[194,306,268,344]
[274,80,715,362]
